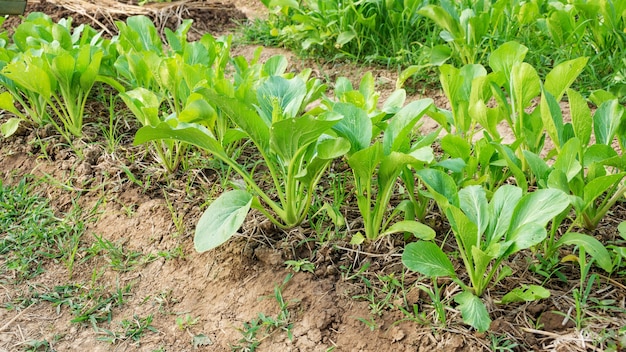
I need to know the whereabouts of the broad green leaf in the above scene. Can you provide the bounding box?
[489,41,528,78]
[383,99,433,154]
[382,89,406,113]
[178,94,216,124]
[134,121,229,162]
[316,136,351,160]
[567,89,592,146]
[79,50,103,91]
[459,186,488,236]
[522,151,550,186]
[511,62,540,112]
[584,144,618,166]
[540,90,565,150]
[50,52,75,89]
[454,291,491,332]
[348,143,382,188]
[594,99,623,145]
[408,146,434,164]
[2,59,52,98]
[429,45,452,66]
[418,5,463,40]
[270,113,341,164]
[194,190,253,252]
[547,169,570,194]
[557,232,613,273]
[508,189,570,232]
[381,220,435,240]
[440,134,471,160]
[201,89,270,152]
[589,89,616,107]
[544,57,588,101]
[256,76,307,123]
[500,285,550,304]
[267,0,299,9]
[553,137,581,181]
[126,15,163,53]
[332,102,372,153]
[486,185,522,243]
[120,88,162,127]
[416,168,459,207]
[336,29,356,47]
[378,150,409,181]
[262,55,288,76]
[582,173,625,209]
[505,222,547,255]
[402,241,456,277]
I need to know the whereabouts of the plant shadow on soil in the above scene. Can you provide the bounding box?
[1,1,626,352]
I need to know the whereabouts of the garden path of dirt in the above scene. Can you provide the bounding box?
[1,1,625,352]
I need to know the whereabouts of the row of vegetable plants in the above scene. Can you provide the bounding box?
[1,13,625,334]
[254,0,626,98]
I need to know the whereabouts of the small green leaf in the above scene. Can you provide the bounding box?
[350,232,365,245]
[0,91,20,115]
[402,241,456,277]
[194,190,253,252]
[557,232,614,273]
[381,220,435,240]
[618,222,626,240]
[1,118,20,138]
[454,291,491,332]
[500,285,550,304]
[594,99,623,145]
[332,102,373,154]
[553,137,581,181]
[319,203,345,228]
[336,30,356,47]
[440,134,471,160]
[416,168,459,207]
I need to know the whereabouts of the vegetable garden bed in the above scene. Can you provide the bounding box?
[1,0,626,351]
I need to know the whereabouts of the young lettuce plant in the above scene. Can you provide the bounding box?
[329,77,437,242]
[114,16,230,172]
[0,13,108,139]
[134,60,350,252]
[528,89,626,232]
[403,168,570,331]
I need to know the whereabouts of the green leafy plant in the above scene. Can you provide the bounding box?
[134,57,350,251]
[114,16,231,172]
[0,13,110,140]
[327,74,438,242]
[524,88,626,233]
[403,168,570,331]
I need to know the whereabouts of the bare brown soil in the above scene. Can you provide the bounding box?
[1,1,626,352]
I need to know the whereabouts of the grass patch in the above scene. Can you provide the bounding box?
[0,177,85,282]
